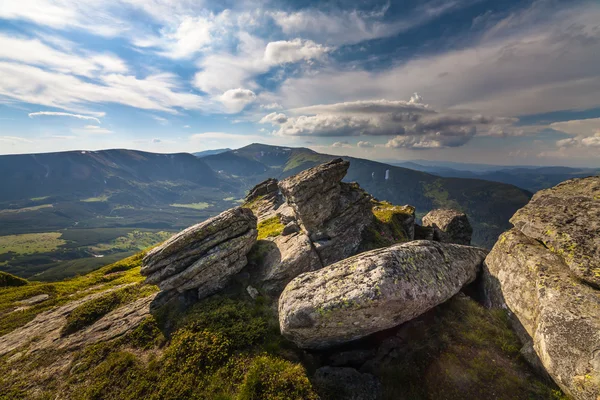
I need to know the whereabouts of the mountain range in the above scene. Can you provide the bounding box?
[0,144,535,279]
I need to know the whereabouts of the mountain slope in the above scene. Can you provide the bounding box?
[206,144,532,247]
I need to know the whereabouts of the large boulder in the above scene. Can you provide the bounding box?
[279,240,487,349]
[510,176,599,287]
[245,178,279,203]
[279,158,349,233]
[422,209,473,245]
[484,176,600,400]
[141,207,257,298]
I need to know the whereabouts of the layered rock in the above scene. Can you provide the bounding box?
[422,209,473,245]
[279,240,487,349]
[510,176,599,287]
[279,159,374,265]
[484,176,600,400]
[245,178,279,203]
[141,207,257,297]
[279,158,349,233]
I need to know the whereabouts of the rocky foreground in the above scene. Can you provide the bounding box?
[0,160,597,399]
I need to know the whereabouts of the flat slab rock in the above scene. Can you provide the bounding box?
[484,228,600,400]
[279,240,487,349]
[141,207,257,296]
[510,176,600,287]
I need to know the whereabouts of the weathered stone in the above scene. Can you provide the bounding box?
[422,209,473,245]
[279,240,487,349]
[245,178,279,203]
[246,285,259,300]
[17,294,50,305]
[312,367,382,400]
[510,176,600,287]
[282,221,300,236]
[484,228,600,400]
[279,158,349,233]
[251,230,322,296]
[141,207,257,297]
[311,182,374,265]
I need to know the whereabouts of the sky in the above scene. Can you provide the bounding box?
[0,0,599,167]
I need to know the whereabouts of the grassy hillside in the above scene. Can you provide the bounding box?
[0,251,564,400]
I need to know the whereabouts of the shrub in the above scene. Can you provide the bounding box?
[237,355,318,400]
[0,271,28,288]
[163,329,231,374]
[123,316,165,349]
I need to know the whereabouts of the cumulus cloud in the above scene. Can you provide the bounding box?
[28,111,102,124]
[357,141,374,148]
[218,88,257,113]
[557,131,600,149]
[260,95,515,148]
[550,118,600,137]
[332,141,351,148]
[264,39,330,64]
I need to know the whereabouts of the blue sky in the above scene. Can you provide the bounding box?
[0,0,599,166]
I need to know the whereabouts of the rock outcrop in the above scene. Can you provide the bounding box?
[141,207,257,298]
[484,176,600,400]
[422,209,473,245]
[279,159,374,265]
[279,158,349,233]
[279,240,487,349]
[245,178,279,203]
[510,176,599,287]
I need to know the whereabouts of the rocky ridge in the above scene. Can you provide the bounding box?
[484,176,600,400]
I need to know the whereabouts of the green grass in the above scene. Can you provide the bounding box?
[0,252,149,336]
[0,271,28,288]
[61,284,158,336]
[256,216,285,240]
[82,194,110,202]
[0,232,66,255]
[169,202,211,210]
[0,204,53,214]
[359,201,414,252]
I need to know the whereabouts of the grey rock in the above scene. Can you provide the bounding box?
[282,221,300,236]
[312,182,374,266]
[484,228,600,400]
[17,294,50,305]
[141,207,257,298]
[279,158,349,233]
[251,230,322,296]
[245,178,279,203]
[328,349,376,368]
[422,209,473,245]
[246,285,259,300]
[510,176,600,287]
[279,240,487,349]
[312,367,382,400]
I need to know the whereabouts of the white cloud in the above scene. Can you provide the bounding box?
[264,39,331,64]
[274,3,600,116]
[550,118,600,137]
[0,62,209,115]
[260,103,283,110]
[357,141,374,148]
[260,97,514,148]
[0,33,128,77]
[28,111,102,124]
[268,1,471,46]
[0,136,33,144]
[332,141,351,148]
[218,88,257,113]
[152,115,169,125]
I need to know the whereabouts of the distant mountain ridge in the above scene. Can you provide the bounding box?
[392,161,600,192]
[192,148,232,158]
[203,144,532,247]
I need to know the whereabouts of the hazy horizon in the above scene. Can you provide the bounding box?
[1,0,599,167]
